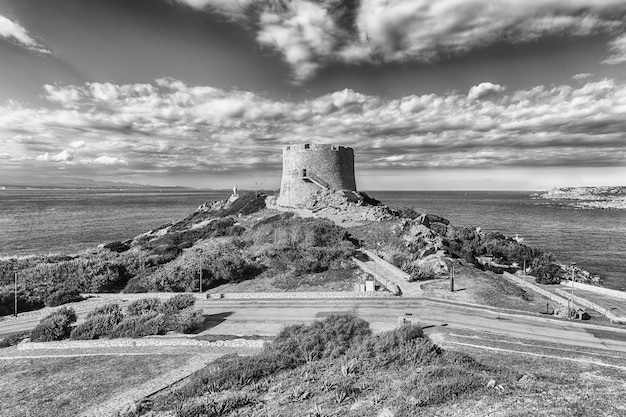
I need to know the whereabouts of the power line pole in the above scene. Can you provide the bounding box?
[14,270,18,317]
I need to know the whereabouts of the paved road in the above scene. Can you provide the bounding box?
[194,298,626,353]
[3,296,626,354]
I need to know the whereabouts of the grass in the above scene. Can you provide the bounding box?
[140,317,513,417]
[434,329,626,417]
[0,354,189,417]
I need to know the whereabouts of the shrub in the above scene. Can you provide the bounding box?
[85,302,123,319]
[0,331,29,348]
[0,287,44,316]
[126,298,162,316]
[108,313,168,338]
[269,315,372,363]
[44,286,84,307]
[30,307,77,342]
[174,308,205,334]
[158,294,196,316]
[71,303,124,340]
[531,253,564,284]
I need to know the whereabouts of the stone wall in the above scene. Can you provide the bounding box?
[560,281,626,300]
[206,291,392,299]
[502,272,570,307]
[277,143,356,207]
[18,337,265,350]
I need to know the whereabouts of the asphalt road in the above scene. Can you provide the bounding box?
[195,298,626,353]
[3,296,626,354]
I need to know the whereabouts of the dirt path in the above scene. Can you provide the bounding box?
[78,353,220,417]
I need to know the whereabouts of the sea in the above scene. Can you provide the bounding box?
[0,189,624,290]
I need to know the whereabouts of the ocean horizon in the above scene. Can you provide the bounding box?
[1,189,624,290]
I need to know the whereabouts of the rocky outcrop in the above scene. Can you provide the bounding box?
[537,186,626,209]
[393,218,446,259]
[300,189,401,224]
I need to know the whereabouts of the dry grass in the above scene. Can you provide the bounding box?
[422,261,557,312]
[435,332,626,417]
[0,354,189,417]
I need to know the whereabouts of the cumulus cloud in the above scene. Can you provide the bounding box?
[92,156,127,165]
[0,15,51,54]
[603,33,626,64]
[467,82,507,101]
[2,77,626,181]
[167,0,626,81]
[36,149,75,162]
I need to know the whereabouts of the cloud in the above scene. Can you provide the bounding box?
[0,15,51,54]
[2,77,626,182]
[467,82,506,101]
[172,0,255,19]
[92,156,127,165]
[603,33,626,64]
[256,1,343,82]
[36,149,75,162]
[167,0,626,82]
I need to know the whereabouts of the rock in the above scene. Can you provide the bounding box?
[517,374,537,388]
[416,213,430,227]
[378,407,395,417]
[487,379,496,388]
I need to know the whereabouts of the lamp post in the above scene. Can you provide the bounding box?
[450,263,455,292]
[14,269,18,318]
[570,262,576,318]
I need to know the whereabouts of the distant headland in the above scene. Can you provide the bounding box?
[534,186,626,209]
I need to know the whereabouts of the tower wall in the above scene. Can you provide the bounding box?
[277,144,356,207]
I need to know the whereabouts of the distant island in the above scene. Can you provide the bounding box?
[534,186,626,209]
[0,177,198,191]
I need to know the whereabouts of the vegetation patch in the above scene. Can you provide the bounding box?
[141,316,508,417]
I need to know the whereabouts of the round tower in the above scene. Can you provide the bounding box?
[276,143,357,207]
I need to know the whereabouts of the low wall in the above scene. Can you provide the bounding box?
[560,281,626,300]
[18,337,265,350]
[502,272,570,307]
[207,291,392,300]
[82,292,206,301]
[554,288,626,325]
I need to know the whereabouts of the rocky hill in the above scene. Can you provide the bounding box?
[537,186,626,209]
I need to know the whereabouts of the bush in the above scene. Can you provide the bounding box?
[44,286,84,307]
[531,253,564,284]
[0,331,29,348]
[269,315,372,363]
[126,298,162,316]
[30,307,77,342]
[158,294,196,315]
[108,313,168,338]
[0,287,44,316]
[174,308,205,334]
[70,303,124,340]
[86,302,123,319]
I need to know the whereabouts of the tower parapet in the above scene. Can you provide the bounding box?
[277,143,357,207]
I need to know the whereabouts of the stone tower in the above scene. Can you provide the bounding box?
[277,143,357,207]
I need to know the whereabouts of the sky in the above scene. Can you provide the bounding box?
[1,0,626,190]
